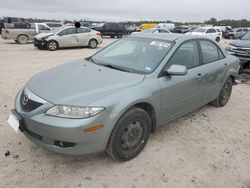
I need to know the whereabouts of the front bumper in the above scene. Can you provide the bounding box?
[34,38,47,49]
[15,90,118,155]
[226,50,250,63]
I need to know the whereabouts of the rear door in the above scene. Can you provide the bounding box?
[76,28,91,46]
[57,28,77,47]
[159,40,206,124]
[198,39,227,102]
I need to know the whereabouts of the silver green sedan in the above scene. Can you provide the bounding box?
[8,33,240,161]
[34,26,103,51]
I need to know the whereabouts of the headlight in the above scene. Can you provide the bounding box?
[45,105,105,119]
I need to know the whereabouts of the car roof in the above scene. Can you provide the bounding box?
[129,33,204,42]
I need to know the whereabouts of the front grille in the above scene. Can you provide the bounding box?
[20,90,43,112]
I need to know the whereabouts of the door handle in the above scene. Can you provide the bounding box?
[196,73,204,79]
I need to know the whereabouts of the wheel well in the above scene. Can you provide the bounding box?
[89,38,98,44]
[229,75,235,83]
[17,34,29,40]
[48,40,59,47]
[134,103,157,133]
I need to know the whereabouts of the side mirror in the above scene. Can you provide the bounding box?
[165,64,187,76]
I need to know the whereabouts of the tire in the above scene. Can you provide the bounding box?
[211,77,233,107]
[106,107,151,161]
[110,35,115,38]
[46,40,58,51]
[215,37,220,43]
[88,39,98,49]
[17,35,28,44]
[117,32,123,38]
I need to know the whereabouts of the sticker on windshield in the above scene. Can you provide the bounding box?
[150,41,170,48]
[145,66,152,71]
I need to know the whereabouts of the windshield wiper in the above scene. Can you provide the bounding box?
[100,63,131,72]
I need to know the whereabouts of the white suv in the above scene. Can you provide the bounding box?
[188,27,222,42]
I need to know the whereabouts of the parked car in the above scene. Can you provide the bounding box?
[224,27,250,39]
[94,22,125,38]
[8,33,239,161]
[137,23,157,31]
[0,16,30,34]
[172,26,189,33]
[43,22,64,29]
[34,26,102,50]
[156,23,175,31]
[132,28,170,34]
[188,27,222,42]
[1,23,51,44]
[226,31,250,71]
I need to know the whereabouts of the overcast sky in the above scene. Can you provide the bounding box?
[1,0,250,22]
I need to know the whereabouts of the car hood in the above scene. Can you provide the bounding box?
[35,32,55,39]
[26,60,145,106]
[229,40,250,48]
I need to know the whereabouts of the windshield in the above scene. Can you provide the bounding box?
[241,31,250,40]
[193,28,206,33]
[91,37,173,74]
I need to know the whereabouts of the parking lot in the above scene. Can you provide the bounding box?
[0,37,250,188]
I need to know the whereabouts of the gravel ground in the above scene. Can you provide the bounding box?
[0,37,250,188]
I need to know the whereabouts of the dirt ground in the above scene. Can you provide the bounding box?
[0,37,250,188]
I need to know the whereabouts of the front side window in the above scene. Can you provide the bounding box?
[200,40,222,64]
[61,28,76,35]
[193,28,206,33]
[166,41,200,69]
[92,38,173,74]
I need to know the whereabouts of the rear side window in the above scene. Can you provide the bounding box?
[77,28,90,33]
[38,24,50,30]
[200,40,224,64]
[47,23,62,27]
[166,41,200,69]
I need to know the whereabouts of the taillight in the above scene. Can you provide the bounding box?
[96,32,101,36]
[5,30,9,34]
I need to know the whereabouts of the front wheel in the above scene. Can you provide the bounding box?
[46,40,58,51]
[106,107,151,161]
[211,78,233,107]
[17,35,28,44]
[117,32,123,38]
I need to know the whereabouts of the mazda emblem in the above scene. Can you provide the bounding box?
[22,95,29,106]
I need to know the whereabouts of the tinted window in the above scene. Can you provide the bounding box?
[47,23,62,27]
[200,40,220,63]
[237,29,242,32]
[216,29,220,32]
[11,17,19,22]
[243,29,248,32]
[167,41,200,69]
[206,29,216,33]
[77,28,90,33]
[61,28,76,35]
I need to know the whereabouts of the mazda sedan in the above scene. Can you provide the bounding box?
[8,33,239,161]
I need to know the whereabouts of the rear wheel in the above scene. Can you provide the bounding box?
[88,39,98,49]
[17,35,28,44]
[211,78,233,107]
[46,40,58,51]
[110,35,115,38]
[106,107,151,161]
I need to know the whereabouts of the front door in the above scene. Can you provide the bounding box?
[159,40,206,124]
[57,28,77,47]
